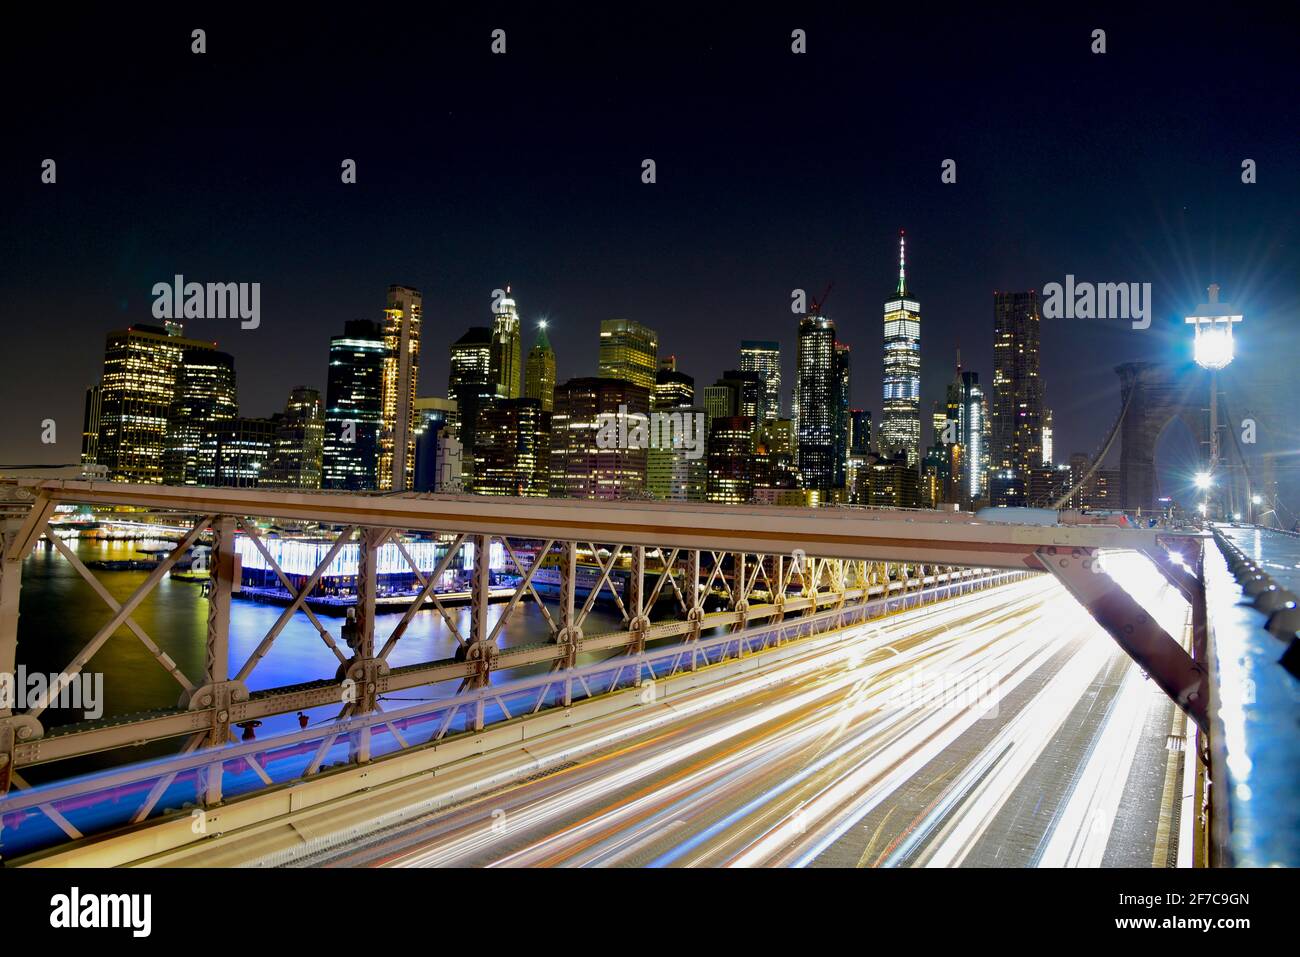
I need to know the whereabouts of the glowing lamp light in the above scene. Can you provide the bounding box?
[1194,471,1212,490]
[1251,494,1262,505]
[1192,326,1235,369]
[1185,284,1242,371]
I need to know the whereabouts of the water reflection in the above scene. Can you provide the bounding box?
[17,539,628,771]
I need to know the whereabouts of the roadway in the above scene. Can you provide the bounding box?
[305,563,1187,868]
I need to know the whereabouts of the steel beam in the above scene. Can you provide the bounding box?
[1036,546,1208,732]
[21,480,1198,570]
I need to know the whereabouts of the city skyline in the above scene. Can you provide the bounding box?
[2,10,1297,508]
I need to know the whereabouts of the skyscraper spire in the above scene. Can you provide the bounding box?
[897,229,907,296]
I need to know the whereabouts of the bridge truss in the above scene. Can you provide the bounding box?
[0,480,1210,858]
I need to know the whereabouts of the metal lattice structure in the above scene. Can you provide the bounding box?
[0,482,1030,795]
[0,479,1215,858]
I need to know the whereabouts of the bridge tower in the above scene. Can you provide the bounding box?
[1115,361,1209,513]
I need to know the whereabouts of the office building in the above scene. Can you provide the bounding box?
[473,397,551,497]
[378,284,422,492]
[598,319,658,390]
[795,312,836,490]
[524,321,556,412]
[991,290,1044,501]
[93,322,226,484]
[881,231,922,467]
[491,286,523,400]
[550,377,650,500]
[739,340,781,422]
[322,320,385,490]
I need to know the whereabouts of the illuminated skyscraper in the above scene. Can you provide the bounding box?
[323,320,385,490]
[1042,407,1054,465]
[473,398,551,497]
[266,387,325,489]
[833,342,851,488]
[719,370,763,423]
[523,321,556,412]
[647,405,708,502]
[881,231,921,467]
[378,284,422,492]
[81,385,102,468]
[491,286,523,399]
[163,345,238,485]
[550,377,650,500]
[702,381,738,428]
[598,319,658,390]
[448,326,501,489]
[739,340,781,422]
[654,366,694,410]
[991,290,1044,482]
[957,369,987,506]
[94,322,226,484]
[706,416,755,504]
[196,416,277,488]
[795,312,836,491]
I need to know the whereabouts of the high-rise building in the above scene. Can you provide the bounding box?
[81,385,102,468]
[1042,408,1054,466]
[196,417,277,488]
[850,409,872,455]
[598,319,658,390]
[322,320,385,490]
[847,408,872,497]
[163,347,238,485]
[448,326,501,489]
[523,321,556,412]
[739,340,781,422]
[265,387,324,488]
[706,416,755,504]
[94,323,225,484]
[473,398,551,497]
[654,366,694,410]
[413,396,457,493]
[550,377,650,500]
[647,404,708,502]
[702,381,738,428]
[833,342,851,488]
[378,284,422,492]
[991,291,1044,500]
[491,286,523,400]
[861,451,922,508]
[719,370,764,423]
[921,445,952,508]
[795,312,836,491]
[881,231,922,467]
[958,370,987,506]
[753,418,800,498]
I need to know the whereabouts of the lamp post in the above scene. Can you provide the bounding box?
[1185,284,1242,521]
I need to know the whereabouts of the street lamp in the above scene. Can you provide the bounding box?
[1186,284,1243,520]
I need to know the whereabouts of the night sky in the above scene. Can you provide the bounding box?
[3,7,1297,509]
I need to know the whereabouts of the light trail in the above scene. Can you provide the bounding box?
[308,565,1185,869]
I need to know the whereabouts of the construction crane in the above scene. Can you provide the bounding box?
[809,281,835,316]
